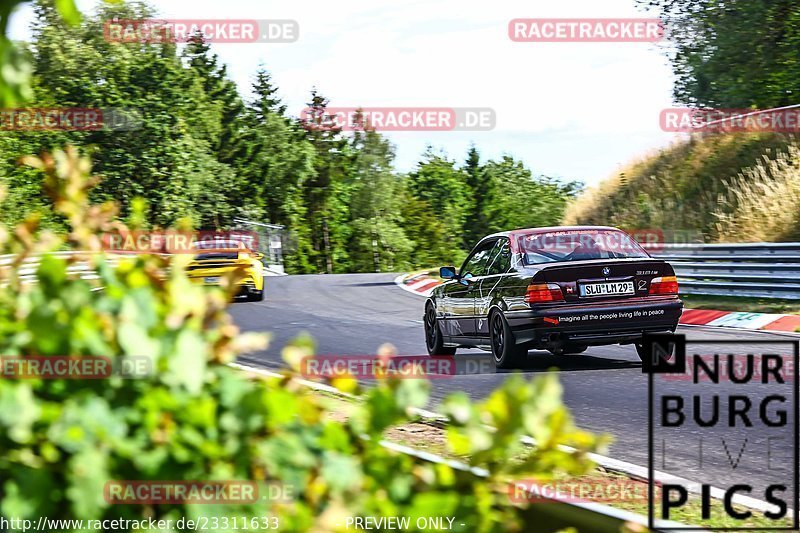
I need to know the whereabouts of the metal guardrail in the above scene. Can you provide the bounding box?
[0,252,130,285]
[647,243,800,299]
[0,252,285,292]
[8,243,800,299]
[232,218,286,274]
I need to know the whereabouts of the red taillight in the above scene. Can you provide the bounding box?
[649,275,679,295]
[524,283,564,303]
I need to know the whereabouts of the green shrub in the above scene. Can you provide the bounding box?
[0,147,607,532]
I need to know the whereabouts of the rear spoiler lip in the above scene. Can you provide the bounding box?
[519,257,668,270]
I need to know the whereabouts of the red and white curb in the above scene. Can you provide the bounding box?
[680,309,800,332]
[394,274,800,333]
[394,272,443,297]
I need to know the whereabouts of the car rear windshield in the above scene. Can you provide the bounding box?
[517,230,650,265]
[192,240,246,260]
[194,252,240,260]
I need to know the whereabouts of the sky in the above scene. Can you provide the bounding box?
[9,0,682,185]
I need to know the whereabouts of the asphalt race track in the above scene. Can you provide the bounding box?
[230,273,799,502]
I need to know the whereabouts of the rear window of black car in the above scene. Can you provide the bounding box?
[518,230,650,265]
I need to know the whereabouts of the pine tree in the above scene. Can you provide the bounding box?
[300,88,350,273]
[346,126,410,271]
[250,67,286,119]
[183,36,258,217]
[463,145,491,247]
[407,147,472,253]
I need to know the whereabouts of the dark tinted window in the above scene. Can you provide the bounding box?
[517,230,650,265]
[486,239,511,275]
[195,252,239,260]
[460,240,496,278]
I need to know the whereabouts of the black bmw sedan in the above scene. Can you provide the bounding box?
[424,226,683,368]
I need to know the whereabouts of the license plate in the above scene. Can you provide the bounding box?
[204,276,220,284]
[580,281,634,297]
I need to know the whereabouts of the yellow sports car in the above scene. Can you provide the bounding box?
[187,240,265,301]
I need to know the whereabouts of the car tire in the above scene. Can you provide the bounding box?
[634,341,674,363]
[424,304,457,356]
[490,312,527,369]
[248,289,264,302]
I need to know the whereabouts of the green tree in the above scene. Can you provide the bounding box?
[23,0,238,227]
[398,192,460,268]
[183,36,262,220]
[2,0,583,274]
[345,124,411,272]
[406,148,472,255]
[462,145,493,248]
[481,156,580,233]
[245,72,316,273]
[643,0,800,108]
[251,66,287,118]
[300,89,351,274]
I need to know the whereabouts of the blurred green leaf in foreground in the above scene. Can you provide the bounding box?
[0,145,610,531]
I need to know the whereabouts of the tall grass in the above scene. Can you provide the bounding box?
[563,133,800,242]
[712,145,800,241]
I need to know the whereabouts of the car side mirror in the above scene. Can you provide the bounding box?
[253,252,264,260]
[439,266,458,279]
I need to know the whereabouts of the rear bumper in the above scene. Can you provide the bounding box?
[235,282,260,296]
[187,275,263,293]
[506,297,683,348]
